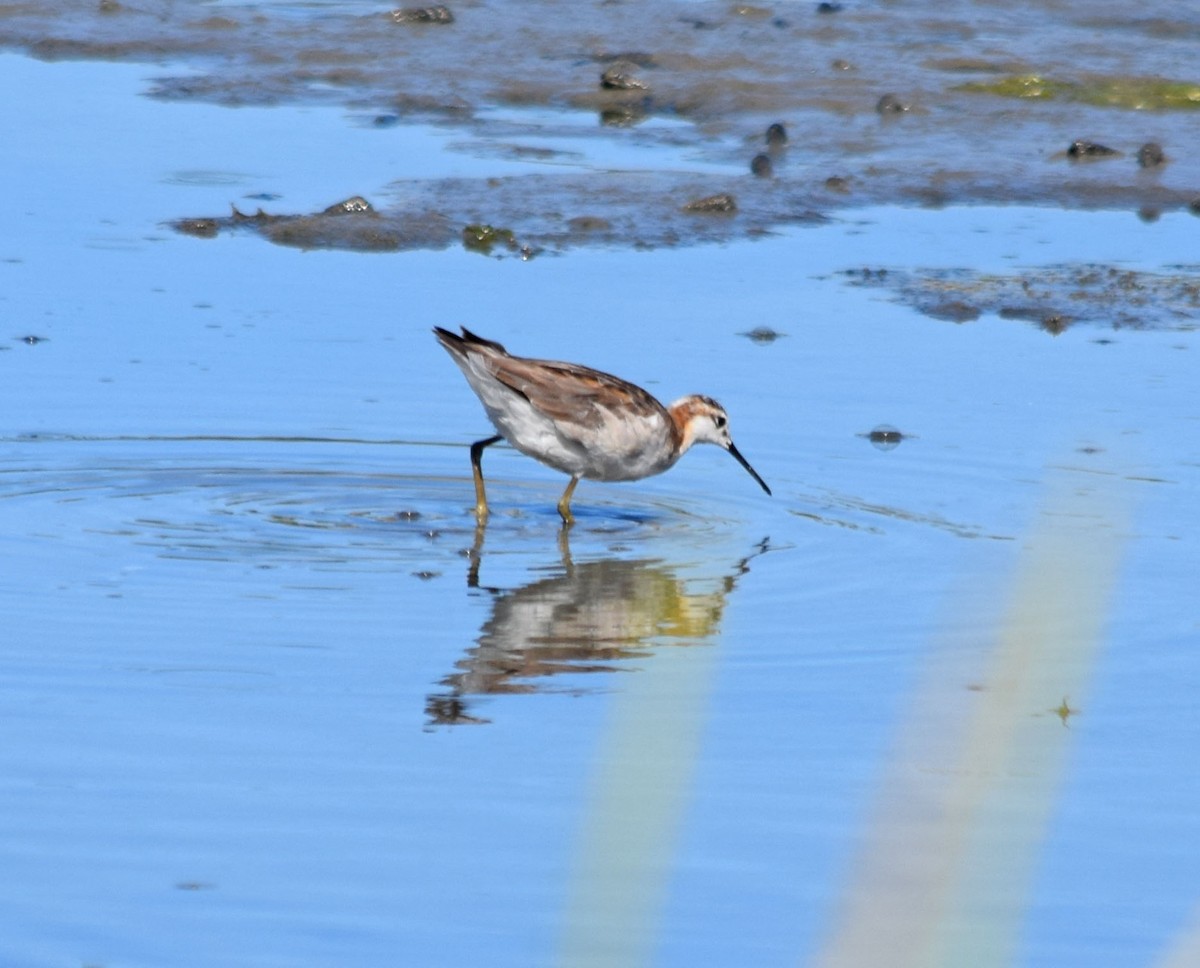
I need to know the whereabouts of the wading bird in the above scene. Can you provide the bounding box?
[435,327,770,524]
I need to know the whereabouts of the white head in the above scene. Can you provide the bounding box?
[670,395,771,495]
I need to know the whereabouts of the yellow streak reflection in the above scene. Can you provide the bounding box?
[556,593,721,967]
[814,472,1128,968]
[1157,905,1200,968]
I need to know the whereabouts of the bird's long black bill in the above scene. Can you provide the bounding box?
[727,442,771,496]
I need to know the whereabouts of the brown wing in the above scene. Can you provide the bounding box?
[436,325,673,443]
[487,353,668,434]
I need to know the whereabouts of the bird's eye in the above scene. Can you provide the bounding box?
[714,415,727,429]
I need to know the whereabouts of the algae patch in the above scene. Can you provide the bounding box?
[956,74,1200,110]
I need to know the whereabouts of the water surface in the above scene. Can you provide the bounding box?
[1,17,1198,968]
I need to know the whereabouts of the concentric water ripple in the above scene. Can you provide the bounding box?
[0,437,768,580]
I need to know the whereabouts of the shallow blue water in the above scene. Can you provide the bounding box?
[2,52,1198,968]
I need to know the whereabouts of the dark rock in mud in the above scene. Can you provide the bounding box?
[684,193,737,213]
[816,2,843,13]
[390,6,454,25]
[740,326,784,343]
[750,154,773,177]
[866,426,905,449]
[575,58,657,123]
[876,93,908,114]
[1136,142,1166,168]
[601,63,647,91]
[323,196,374,215]
[765,122,788,147]
[824,175,852,193]
[1067,140,1118,159]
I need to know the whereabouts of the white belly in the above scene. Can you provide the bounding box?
[499,402,677,481]
[468,397,671,484]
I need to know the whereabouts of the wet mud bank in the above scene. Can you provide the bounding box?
[843,264,1200,333]
[6,0,1200,254]
[172,175,830,254]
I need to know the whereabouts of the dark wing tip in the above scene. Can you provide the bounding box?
[435,326,508,355]
[458,327,508,353]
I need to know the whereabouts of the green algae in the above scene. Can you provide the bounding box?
[956,74,1200,110]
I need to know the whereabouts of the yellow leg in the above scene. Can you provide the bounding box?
[469,435,502,519]
[557,476,581,527]
[467,519,487,589]
[556,525,575,572]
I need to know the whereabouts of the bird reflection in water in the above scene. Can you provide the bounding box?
[425,528,767,726]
